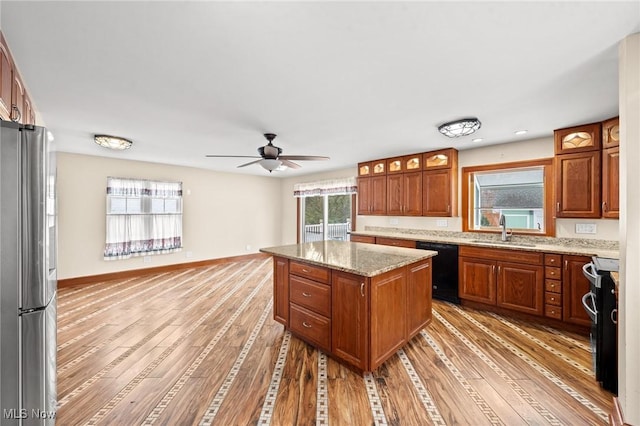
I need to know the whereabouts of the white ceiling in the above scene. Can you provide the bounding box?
[2,1,639,177]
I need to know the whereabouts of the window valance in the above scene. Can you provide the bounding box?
[293,177,357,197]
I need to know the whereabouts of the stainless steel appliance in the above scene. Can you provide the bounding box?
[1,121,57,425]
[416,241,460,304]
[582,257,617,394]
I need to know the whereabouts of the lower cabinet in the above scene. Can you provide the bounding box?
[459,246,544,315]
[331,270,369,370]
[563,255,592,327]
[272,256,433,372]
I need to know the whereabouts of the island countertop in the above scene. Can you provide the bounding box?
[260,240,437,277]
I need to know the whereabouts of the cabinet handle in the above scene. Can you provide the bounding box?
[498,265,501,275]
[302,292,312,297]
[550,258,556,264]
[564,260,568,270]
[556,202,560,212]
[611,309,617,325]
[551,297,555,301]
[302,321,312,328]
[302,268,309,273]
[447,204,450,213]
[360,282,365,297]
[550,271,555,276]
[602,201,607,212]
[492,265,496,274]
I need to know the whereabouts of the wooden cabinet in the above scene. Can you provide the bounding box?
[423,148,458,217]
[562,255,592,327]
[554,122,601,155]
[356,148,457,218]
[406,259,432,337]
[350,234,376,244]
[602,117,620,218]
[332,270,369,370]
[554,150,601,218]
[544,254,563,319]
[387,171,422,216]
[0,32,37,124]
[459,256,496,305]
[271,254,433,372]
[273,257,290,326]
[459,246,544,315]
[602,117,620,148]
[288,260,332,352]
[357,175,387,215]
[358,160,387,215]
[375,237,416,248]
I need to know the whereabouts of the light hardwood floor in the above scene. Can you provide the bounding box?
[56,257,614,425]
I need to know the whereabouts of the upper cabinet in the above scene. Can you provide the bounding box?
[358,148,458,218]
[423,148,458,216]
[602,117,620,218]
[553,118,619,219]
[0,32,37,125]
[554,122,601,155]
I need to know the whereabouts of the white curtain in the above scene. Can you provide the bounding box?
[293,177,357,197]
[104,177,183,260]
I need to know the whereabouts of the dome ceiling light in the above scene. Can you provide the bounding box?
[94,134,133,150]
[437,117,481,138]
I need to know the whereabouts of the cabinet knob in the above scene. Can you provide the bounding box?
[551,297,555,301]
[550,258,556,264]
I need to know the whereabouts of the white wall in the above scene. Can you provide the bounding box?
[357,136,619,240]
[618,32,639,425]
[57,153,283,279]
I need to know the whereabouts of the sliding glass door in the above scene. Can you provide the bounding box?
[300,194,353,242]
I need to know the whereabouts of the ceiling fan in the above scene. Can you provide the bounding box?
[206,133,330,172]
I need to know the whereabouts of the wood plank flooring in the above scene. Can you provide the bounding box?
[56,257,614,425]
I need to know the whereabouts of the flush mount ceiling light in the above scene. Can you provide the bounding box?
[94,134,133,150]
[437,117,481,138]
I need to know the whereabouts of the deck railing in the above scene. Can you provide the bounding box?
[303,222,351,242]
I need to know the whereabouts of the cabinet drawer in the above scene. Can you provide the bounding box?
[290,261,330,283]
[545,267,562,280]
[290,276,331,317]
[290,304,331,350]
[350,235,376,244]
[545,279,562,293]
[545,292,562,306]
[375,237,416,248]
[544,254,562,267]
[545,304,563,320]
[459,246,543,264]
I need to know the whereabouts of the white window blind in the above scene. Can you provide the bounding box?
[104,177,183,260]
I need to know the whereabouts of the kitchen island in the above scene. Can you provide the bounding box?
[260,240,437,372]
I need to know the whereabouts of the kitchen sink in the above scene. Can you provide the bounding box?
[469,240,537,248]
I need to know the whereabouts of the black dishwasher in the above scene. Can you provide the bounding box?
[416,241,460,304]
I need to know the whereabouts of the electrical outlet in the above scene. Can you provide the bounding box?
[185,251,193,258]
[143,256,152,263]
[575,223,597,234]
[436,219,448,227]
[245,245,252,251]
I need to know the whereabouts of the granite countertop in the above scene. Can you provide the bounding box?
[351,227,619,259]
[260,240,437,277]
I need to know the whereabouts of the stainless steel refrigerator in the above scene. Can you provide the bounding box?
[1,120,57,425]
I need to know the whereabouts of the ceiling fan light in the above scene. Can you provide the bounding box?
[437,117,481,138]
[94,134,133,150]
[260,159,283,172]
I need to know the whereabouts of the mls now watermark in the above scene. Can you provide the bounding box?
[3,408,56,420]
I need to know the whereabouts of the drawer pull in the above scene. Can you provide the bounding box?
[302,268,309,273]
[302,321,312,328]
[550,258,556,264]
[302,292,312,297]
[551,297,555,301]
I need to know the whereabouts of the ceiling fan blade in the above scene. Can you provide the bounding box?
[278,155,330,161]
[237,159,264,168]
[206,155,261,158]
[280,159,302,169]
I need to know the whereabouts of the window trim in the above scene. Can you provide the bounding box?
[461,158,555,237]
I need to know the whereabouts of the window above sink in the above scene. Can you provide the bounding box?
[462,158,555,237]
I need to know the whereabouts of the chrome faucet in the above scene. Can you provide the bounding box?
[499,214,512,242]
